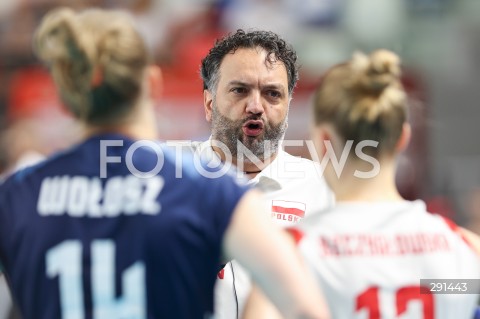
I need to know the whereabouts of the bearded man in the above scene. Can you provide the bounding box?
[195,29,334,319]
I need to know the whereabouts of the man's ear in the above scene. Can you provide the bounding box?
[204,89,214,122]
[396,122,411,153]
[147,65,162,100]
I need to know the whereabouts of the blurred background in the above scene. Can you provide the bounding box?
[0,0,479,232]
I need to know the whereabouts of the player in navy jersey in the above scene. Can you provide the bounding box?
[0,7,330,319]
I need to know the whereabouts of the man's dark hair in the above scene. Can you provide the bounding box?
[200,29,299,96]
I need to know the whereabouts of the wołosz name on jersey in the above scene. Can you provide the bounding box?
[37,175,163,217]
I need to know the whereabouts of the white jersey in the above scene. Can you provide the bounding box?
[291,200,480,319]
[184,140,334,319]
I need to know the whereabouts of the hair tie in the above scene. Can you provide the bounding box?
[91,66,103,88]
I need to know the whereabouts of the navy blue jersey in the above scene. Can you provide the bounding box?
[0,133,249,319]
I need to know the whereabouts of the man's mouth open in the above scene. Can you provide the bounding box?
[242,120,264,137]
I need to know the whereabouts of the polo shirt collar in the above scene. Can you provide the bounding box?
[201,138,283,191]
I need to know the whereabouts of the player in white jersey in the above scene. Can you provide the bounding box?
[244,50,480,319]
[198,29,334,318]
[291,201,480,319]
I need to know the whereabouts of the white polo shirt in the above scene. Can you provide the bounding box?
[189,140,334,319]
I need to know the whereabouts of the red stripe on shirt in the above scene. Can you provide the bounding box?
[272,205,305,218]
[441,216,476,252]
[286,227,304,245]
[217,268,225,280]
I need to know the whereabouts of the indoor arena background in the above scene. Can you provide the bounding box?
[0,2,479,314]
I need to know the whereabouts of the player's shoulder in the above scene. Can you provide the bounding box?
[0,152,61,190]
[403,200,462,230]
[155,143,198,180]
[0,159,54,213]
[159,141,246,186]
[297,200,430,231]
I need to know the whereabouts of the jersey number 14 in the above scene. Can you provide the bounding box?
[46,240,145,319]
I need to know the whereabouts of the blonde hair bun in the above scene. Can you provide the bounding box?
[351,49,401,95]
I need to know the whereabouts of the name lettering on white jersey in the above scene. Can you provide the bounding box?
[37,175,163,217]
[317,233,450,257]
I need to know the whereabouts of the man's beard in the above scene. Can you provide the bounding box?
[210,101,287,163]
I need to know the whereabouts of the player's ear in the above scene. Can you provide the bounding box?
[204,89,214,122]
[313,125,331,158]
[147,65,162,100]
[396,122,411,153]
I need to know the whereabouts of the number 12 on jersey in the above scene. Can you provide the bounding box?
[46,240,146,319]
[356,286,434,319]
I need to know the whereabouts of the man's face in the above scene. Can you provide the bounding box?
[204,47,290,161]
